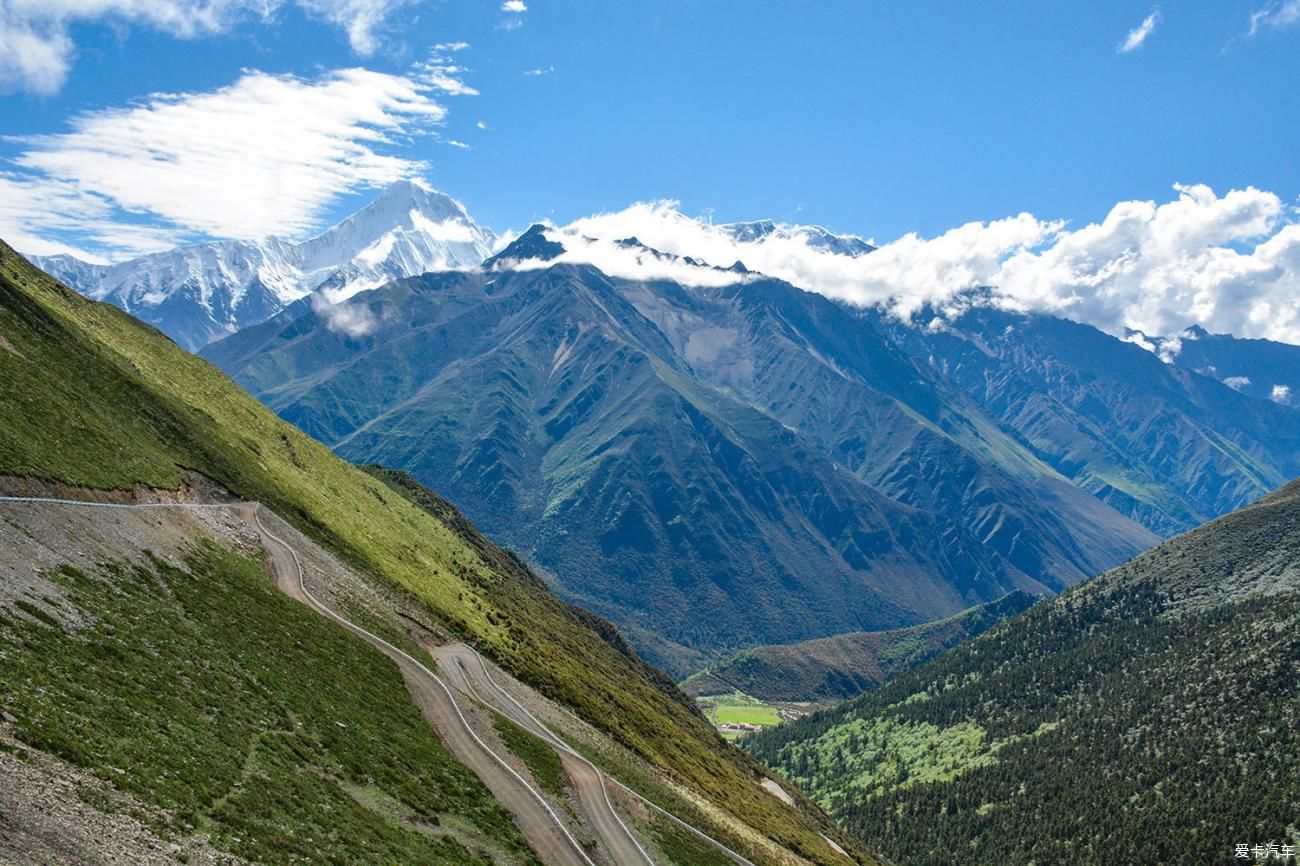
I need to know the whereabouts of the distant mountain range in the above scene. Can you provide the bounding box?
[28,186,1300,677]
[199,214,1296,676]
[31,181,495,350]
[746,476,1300,866]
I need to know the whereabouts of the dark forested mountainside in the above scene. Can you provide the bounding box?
[747,478,1300,866]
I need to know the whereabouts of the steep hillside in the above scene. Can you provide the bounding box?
[203,241,1155,672]
[882,307,1300,536]
[0,240,862,866]
[747,479,1300,866]
[0,510,539,866]
[684,591,1039,703]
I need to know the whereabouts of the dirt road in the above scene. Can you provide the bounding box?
[435,644,655,866]
[1,495,779,866]
[239,503,598,866]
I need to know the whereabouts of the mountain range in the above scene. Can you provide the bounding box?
[31,181,495,350]
[32,186,1300,677]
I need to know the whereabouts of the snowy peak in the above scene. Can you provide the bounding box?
[31,180,497,349]
[296,180,490,272]
[720,220,876,257]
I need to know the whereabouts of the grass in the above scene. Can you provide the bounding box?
[0,542,537,866]
[699,692,783,729]
[715,704,782,727]
[650,813,738,866]
[492,714,568,800]
[0,241,862,866]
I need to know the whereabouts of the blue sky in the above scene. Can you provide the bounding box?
[3,0,1299,258]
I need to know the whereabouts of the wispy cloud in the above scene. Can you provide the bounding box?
[515,184,1300,345]
[1248,0,1300,34]
[0,0,428,94]
[2,64,466,257]
[1118,8,1161,53]
[523,65,554,76]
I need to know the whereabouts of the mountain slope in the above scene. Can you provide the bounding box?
[31,181,495,350]
[613,275,1158,588]
[683,591,1040,704]
[746,478,1300,866]
[881,307,1300,536]
[203,258,1067,673]
[0,240,862,866]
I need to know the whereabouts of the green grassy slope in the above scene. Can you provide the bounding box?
[0,544,537,865]
[746,479,1300,866]
[0,241,862,865]
[684,591,1040,703]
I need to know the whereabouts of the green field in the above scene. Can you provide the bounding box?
[697,692,783,737]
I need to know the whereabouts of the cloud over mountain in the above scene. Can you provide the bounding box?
[515,184,1300,345]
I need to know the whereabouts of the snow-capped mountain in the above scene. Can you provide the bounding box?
[31,181,496,350]
[719,219,876,257]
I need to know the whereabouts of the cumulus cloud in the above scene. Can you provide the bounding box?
[501,0,526,11]
[505,184,1300,345]
[1249,0,1300,34]
[0,0,424,94]
[1272,384,1293,404]
[1119,8,1161,52]
[3,64,462,257]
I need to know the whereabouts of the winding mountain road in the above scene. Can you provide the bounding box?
[0,494,779,866]
[436,644,655,866]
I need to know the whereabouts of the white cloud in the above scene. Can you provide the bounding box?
[312,292,377,337]
[432,40,469,51]
[501,0,526,11]
[3,65,457,256]
[1119,8,1161,52]
[446,139,470,149]
[1223,375,1252,391]
[1249,0,1300,34]
[415,58,479,96]
[476,120,489,129]
[1271,384,1292,403]
[508,183,1300,345]
[523,64,554,76]
[0,0,425,94]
